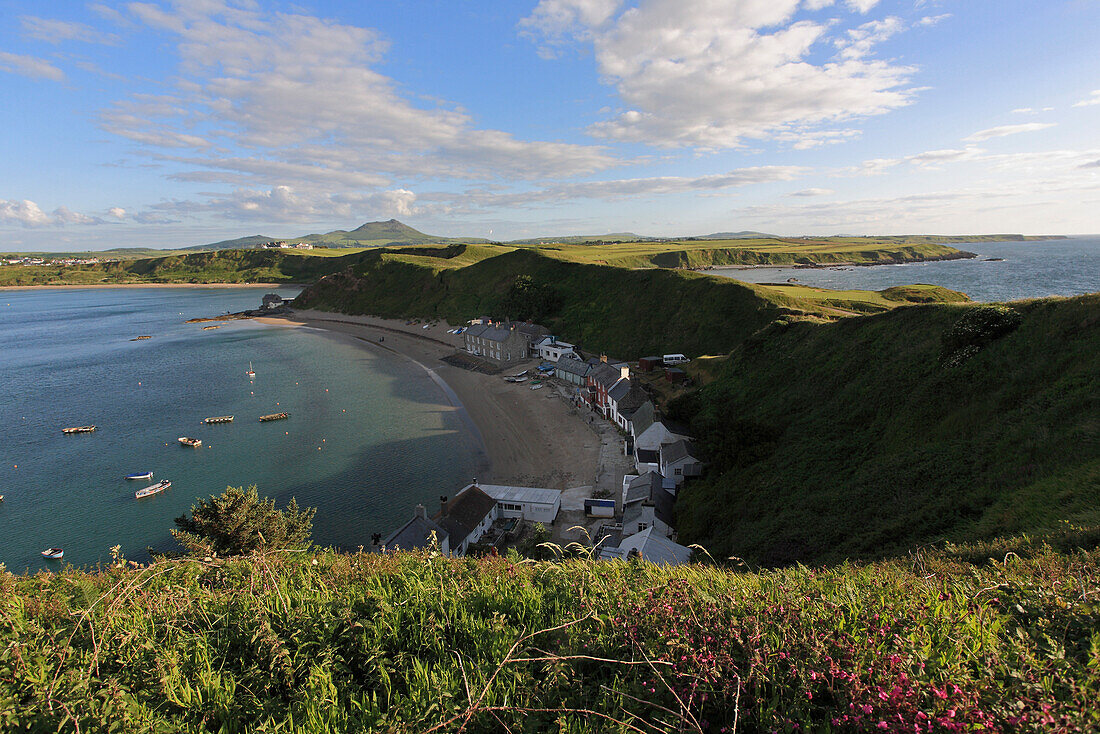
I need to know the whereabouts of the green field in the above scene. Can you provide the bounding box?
[669,294,1100,566]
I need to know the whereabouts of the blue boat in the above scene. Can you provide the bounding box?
[41,548,64,560]
[125,471,153,480]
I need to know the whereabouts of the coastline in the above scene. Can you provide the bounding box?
[254,310,601,491]
[0,282,300,291]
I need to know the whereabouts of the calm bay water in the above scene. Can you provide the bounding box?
[713,237,1100,301]
[0,287,483,572]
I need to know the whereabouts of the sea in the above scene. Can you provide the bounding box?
[0,287,484,572]
[711,237,1100,302]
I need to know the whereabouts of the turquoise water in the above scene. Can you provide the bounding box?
[712,237,1100,302]
[0,287,484,572]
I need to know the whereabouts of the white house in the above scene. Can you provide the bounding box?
[632,416,691,474]
[659,439,704,487]
[599,528,693,565]
[465,483,561,524]
[433,485,499,556]
[534,336,579,363]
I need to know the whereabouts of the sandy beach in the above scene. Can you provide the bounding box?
[255,310,602,490]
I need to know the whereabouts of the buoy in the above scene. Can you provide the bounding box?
[325,389,328,392]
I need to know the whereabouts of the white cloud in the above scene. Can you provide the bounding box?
[837,17,905,60]
[20,16,120,45]
[803,0,836,10]
[0,51,65,81]
[142,186,422,223]
[0,199,101,227]
[1073,90,1100,108]
[108,207,127,219]
[788,188,834,197]
[917,14,951,27]
[1012,107,1053,115]
[963,122,1057,143]
[524,0,918,149]
[845,0,880,13]
[104,1,614,189]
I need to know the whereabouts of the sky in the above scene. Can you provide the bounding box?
[1,0,1099,251]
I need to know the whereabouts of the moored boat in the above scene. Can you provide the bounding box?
[178,436,202,447]
[202,325,220,330]
[62,425,96,434]
[259,412,289,422]
[41,548,63,559]
[125,471,154,480]
[246,361,256,378]
[130,335,152,341]
[204,415,234,424]
[135,480,171,499]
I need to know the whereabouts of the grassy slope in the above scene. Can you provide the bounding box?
[0,249,354,286]
[673,295,1100,566]
[3,545,1097,732]
[294,247,820,358]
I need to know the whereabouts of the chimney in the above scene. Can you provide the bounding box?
[620,364,630,380]
[600,354,608,363]
[414,504,427,519]
[371,532,382,546]
[439,495,448,512]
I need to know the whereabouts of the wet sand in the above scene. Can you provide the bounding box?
[254,310,601,489]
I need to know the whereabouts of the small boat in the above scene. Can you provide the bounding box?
[0,495,5,502]
[204,415,234,424]
[125,471,153,481]
[135,480,171,499]
[511,370,529,378]
[202,325,221,330]
[62,426,96,434]
[246,361,256,378]
[41,548,64,560]
[178,437,202,447]
[130,335,152,341]
[505,376,527,383]
[530,383,543,390]
[259,412,289,422]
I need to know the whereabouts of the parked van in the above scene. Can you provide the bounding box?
[663,353,690,365]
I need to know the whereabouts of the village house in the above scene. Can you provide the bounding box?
[509,321,551,354]
[433,485,499,556]
[585,361,630,417]
[470,483,561,524]
[462,323,530,364]
[553,355,591,386]
[608,381,651,433]
[659,439,705,487]
[534,336,579,363]
[631,407,692,474]
[382,504,451,554]
[599,528,693,565]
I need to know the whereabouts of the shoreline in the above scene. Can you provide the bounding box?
[254,310,601,491]
[701,251,979,273]
[0,282,302,291]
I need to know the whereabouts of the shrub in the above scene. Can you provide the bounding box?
[173,485,315,556]
[940,305,1022,365]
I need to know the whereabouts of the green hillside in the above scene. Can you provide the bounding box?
[0,249,352,286]
[671,294,1100,566]
[3,543,1097,732]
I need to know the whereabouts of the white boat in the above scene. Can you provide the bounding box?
[178,437,202,447]
[135,480,171,499]
[246,361,255,378]
[125,471,153,480]
[530,383,543,390]
[41,548,63,559]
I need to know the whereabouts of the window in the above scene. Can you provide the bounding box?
[674,468,682,475]
[500,502,522,512]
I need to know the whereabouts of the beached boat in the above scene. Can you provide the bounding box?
[204,415,234,424]
[41,548,63,560]
[530,383,543,390]
[62,426,96,434]
[246,361,256,378]
[135,480,171,499]
[178,436,202,447]
[505,376,527,383]
[259,412,289,422]
[125,471,153,481]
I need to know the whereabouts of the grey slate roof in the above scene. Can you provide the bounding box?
[464,323,515,343]
[624,471,661,505]
[589,362,623,389]
[661,439,697,465]
[554,356,590,378]
[608,378,632,403]
[433,485,497,541]
[383,515,449,551]
[475,483,561,507]
[616,387,650,420]
[602,528,693,565]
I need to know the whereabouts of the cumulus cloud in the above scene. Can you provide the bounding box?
[523,0,917,149]
[845,0,880,13]
[1073,90,1100,108]
[0,51,65,81]
[0,199,101,227]
[963,122,1057,142]
[108,207,127,219]
[917,14,951,27]
[103,0,614,189]
[21,16,120,45]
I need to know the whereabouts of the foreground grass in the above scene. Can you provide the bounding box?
[2,544,1098,732]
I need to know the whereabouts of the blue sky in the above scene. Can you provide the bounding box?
[1,0,1098,251]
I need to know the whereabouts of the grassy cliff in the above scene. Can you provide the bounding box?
[671,295,1100,566]
[3,544,1097,732]
[0,249,352,286]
